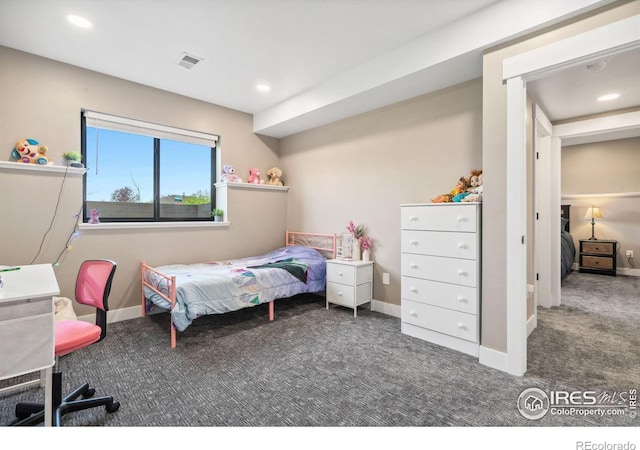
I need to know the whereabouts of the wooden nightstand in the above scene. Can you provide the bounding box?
[579,240,617,276]
[325,259,373,317]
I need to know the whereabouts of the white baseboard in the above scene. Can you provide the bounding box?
[371,299,400,318]
[617,267,640,277]
[77,305,142,324]
[527,314,537,336]
[479,345,509,373]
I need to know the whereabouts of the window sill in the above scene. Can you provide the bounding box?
[79,221,230,230]
[0,160,86,175]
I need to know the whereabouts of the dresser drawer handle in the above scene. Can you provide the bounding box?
[338,272,344,277]
[457,322,467,329]
[410,240,419,246]
[410,264,418,269]
[410,287,418,293]
[338,292,343,297]
[409,216,418,222]
[457,242,467,249]
[456,216,467,222]
[457,269,467,276]
[457,296,467,303]
[409,310,417,317]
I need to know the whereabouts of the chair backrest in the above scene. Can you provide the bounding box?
[75,260,116,341]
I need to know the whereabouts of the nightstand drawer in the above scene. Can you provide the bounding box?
[581,256,614,270]
[581,241,614,255]
[326,281,371,308]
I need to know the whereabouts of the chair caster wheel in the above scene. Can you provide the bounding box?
[106,400,120,413]
[83,387,96,398]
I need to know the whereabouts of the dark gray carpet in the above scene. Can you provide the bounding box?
[1,272,637,427]
[527,271,640,392]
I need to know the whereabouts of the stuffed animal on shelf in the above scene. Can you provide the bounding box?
[265,167,283,186]
[220,164,242,183]
[463,172,483,202]
[11,138,51,165]
[431,176,469,203]
[247,167,264,184]
[88,208,100,224]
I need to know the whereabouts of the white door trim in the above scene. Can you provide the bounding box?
[502,14,640,377]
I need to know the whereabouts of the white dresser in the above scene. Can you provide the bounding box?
[400,203,481,357]
[326,259,373,317]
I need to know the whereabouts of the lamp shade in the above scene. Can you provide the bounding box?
[584,206,603,220]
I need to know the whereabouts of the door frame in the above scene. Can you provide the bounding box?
[502,14,640,376]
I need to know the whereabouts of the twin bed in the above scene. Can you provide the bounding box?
[141,231,336,348]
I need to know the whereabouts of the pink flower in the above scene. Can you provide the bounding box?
[359,236,372,251]
[346,220,364,239]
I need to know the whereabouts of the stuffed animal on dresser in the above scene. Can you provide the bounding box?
[431,176,469,203]
[265,167,283,186]
[220,164,242,183]
[463,172,483,202]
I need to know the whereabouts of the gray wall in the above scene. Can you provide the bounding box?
[562,137,640,269]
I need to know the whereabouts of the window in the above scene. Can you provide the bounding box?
[81,111,218,223]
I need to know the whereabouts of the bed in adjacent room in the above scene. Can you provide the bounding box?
[561,204,576,278]
[141,231,336,348]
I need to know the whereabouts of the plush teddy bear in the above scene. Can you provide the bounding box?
[247,167,264,184]
[88,208,101,224]
[265,167,283,186]
[11,138,51,165]
[220,164,242,183]
[431,176,469,203]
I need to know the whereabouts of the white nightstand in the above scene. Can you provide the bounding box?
[325,259,374,317]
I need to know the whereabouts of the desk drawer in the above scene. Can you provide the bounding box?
[0,313,54,379]
[402,230,477,259]
[402,299,477,343]
[0,297,52,321]
[326,281,371,308]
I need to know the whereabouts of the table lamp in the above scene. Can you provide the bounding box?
[584,206,603,240]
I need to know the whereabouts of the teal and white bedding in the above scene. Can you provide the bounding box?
[143,246,326,332]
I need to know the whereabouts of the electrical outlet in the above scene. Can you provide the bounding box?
[382,272,390,285]
[626,250,634,258]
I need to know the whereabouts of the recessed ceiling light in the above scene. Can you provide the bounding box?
[597,93,620,102]
[256,84,271,92]
[67,14,93,28]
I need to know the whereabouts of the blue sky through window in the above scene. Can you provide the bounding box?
[85,128,212,202]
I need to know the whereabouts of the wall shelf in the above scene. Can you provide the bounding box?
[0,161,86,176]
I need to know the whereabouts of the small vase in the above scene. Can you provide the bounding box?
[362,249,370,262]
[352,239,361,261]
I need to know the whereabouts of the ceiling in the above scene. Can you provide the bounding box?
[0,0,634,139]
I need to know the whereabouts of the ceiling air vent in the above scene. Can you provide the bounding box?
[176,52,203,70]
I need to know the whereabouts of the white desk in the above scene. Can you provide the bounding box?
[0,264,59,426]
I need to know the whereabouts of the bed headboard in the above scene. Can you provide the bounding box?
[561,204,571,232]
[286,231,337,259]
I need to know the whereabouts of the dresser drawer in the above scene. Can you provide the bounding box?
[581,241,614,255]
[402,253,477,287]
[581,255,613,270]
[402,230,477,260]
[402,299,477,343]
[401,276,477,314]
[401,205,477,232]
